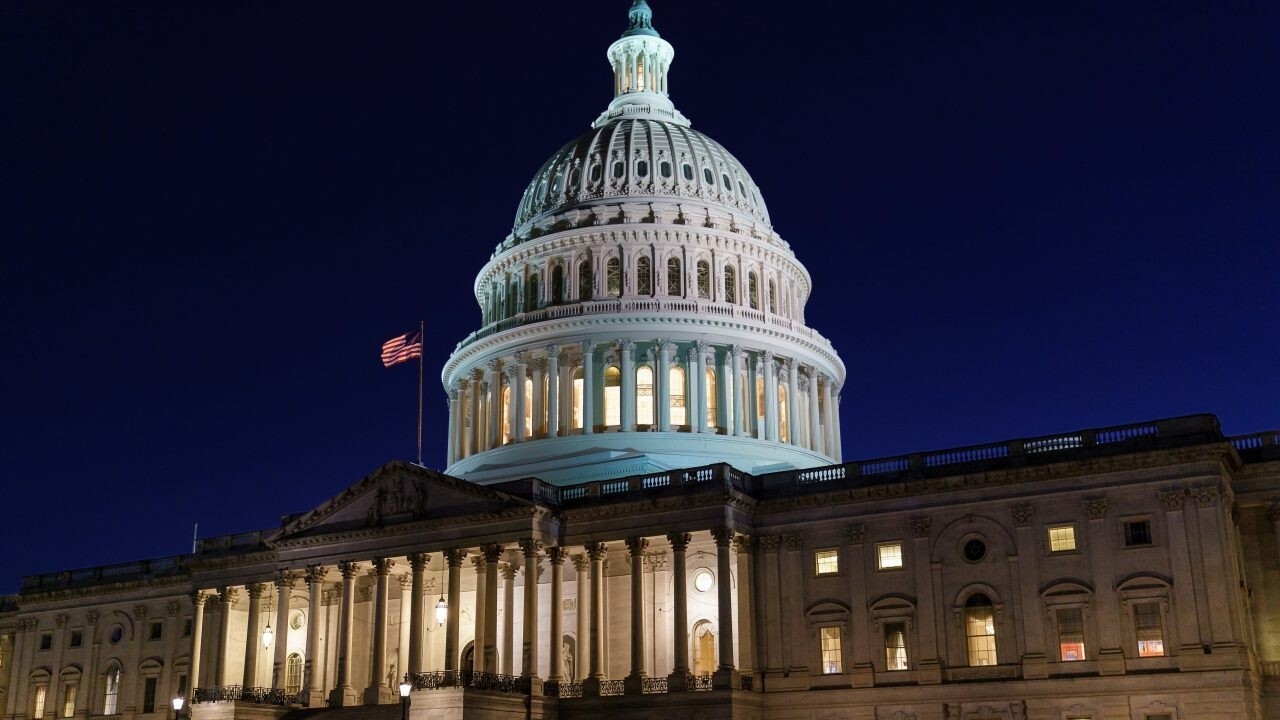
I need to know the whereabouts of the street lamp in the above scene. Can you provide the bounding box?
[170,695,184,720]
[397,682,411,720]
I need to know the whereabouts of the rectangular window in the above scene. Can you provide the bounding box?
[1124,519,1153,547]
[814,549,839,575]
[877,542,903,570]
[142,678,157,714]
[62,684,77,718]
[1056,607,1086,661]
[149,621,163,641]
[39,633,53,651]
[182,619,193,638]
[1134,602,1165,657]
[69,630,82,648]
[1047,524,1077,552]
[34,685,47,719]
[965,605,998,666]
[177,675,188,697]
[820,626,842,674]
[884,622,908,671]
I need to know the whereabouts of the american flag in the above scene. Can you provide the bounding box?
[380,330,422,367]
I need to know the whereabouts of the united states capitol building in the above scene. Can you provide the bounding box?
[3,3,1279,719]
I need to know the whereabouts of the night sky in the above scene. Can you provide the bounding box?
[3,1,1277,589]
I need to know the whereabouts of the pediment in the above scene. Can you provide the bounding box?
[272,461,531,541]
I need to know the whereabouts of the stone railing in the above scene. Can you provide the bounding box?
[945,665,1020,682]
[192,686,298,705]
[518,463,742,508]
[21,556,187,592]
[739,675,754,691]
[689,674,714,692]
[598,679,626,696]
[543,681,582,698]
[641,677,668,694]
[406,671,529,694]
[1231,431,1280,462]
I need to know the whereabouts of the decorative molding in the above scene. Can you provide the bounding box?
[666,532,692,552]
[1009,505,1034,527]
[758,535,782,553]
[519,538,544,557]
[711,527,735,546]
[1082,497,1109,520]
[732,535,755,555]
[1191,483,1221,507]
[909,516,932,538]
[1158,490,1187,511]
[584,542,608,560]
[845,525,866,545]
[783,534,804,551]
[625,537,649,555]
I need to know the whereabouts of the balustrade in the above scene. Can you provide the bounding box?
[192,686,299,706]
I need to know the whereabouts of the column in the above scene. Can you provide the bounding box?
[444,550,464,672]
[303,566,326,706]
[1191,485,1238,647]
[656,339,672,431]
[820,376,835,457]
[482,545,504,674]
[408,554,427,675]
[446,387,459,464]
[472,555,488,671]
[459,380,472,458]
[329,561,358,706]
[1081,499,1124,675]
[1010,509,1048,678]
[620,340,636,431]
[584,543,608,693]
[909,519,942,683]
[711,529,736,688]
[718,348,732,435]
[470,370,483,452]
[730,346,745,436]
[581,341,596,433]
[806,368,822,453]
[530,359,545,438]
[688,346,702,433]
[397,575,412,683]
[573,555,589,685]
[786,359,800,445]
[215,587,235,686]
[513,355,528,442]
[624,537,649,694]
[546,346,560,438]
[843,529,872,686]
[187,593,206,703]
[761,350,777,441]
[667,532,692,691]
[364,558,394,705]
[501,561,516,675]
[243,584,265,687]
[547,549,567,682]
[272,572,295,690]
[832,395,843,459]
[733,536,756,676]
[486,359,502,449]
[519,540,542,679]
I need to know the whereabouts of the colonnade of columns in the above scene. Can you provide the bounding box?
[187,529,754,705]
[447,339,842,465]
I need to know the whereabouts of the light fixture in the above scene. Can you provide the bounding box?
[398,682,411,698]
[262,623,274,649]
[434,560,447,626]
[171,696,184,713]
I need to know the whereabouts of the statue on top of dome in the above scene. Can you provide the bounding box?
[624,0,659,38]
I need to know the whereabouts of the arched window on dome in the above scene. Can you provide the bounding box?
[722,173,732,191]
[705,367,718,430]
[636,53,645,92]
[603,366,621,427]
[778,382,790,443]
[724,266,737,304]
[551,264,565,305]
[590,163,602,184]
[578,261,593,302]
[526,273,539,312]
[768,279,777,314]
[667,257,681,296]
[508,280,519,317]
[696,260,711,299]
[606,257,621,298]
[682,163,694,182]
[636,365,655,427]
[571,367,584,431]
[501,385,511,445]
[660,161,672,179]
[703,167,715,185]
[637,256,652,296]
[748,272,759,310]
[636,160,648,177]
[569,167,581,188]
[669,365,687,427]
[524,376,534,437]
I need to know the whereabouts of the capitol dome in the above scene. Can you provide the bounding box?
[441,0,846,485]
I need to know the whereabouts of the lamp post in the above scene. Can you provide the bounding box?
[170,695,184,720]
[397,681,411,720]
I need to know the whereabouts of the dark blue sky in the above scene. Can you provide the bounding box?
[2,1,1277,588]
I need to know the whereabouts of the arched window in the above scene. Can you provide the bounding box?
[669,365,687,427]
[285,653,303,695]
[705,367,718,429]
[778,384,789,443]
[606,257,621,298]
[551,264,565,304]
[692,620,716,676]
[501,385,511,444]
[964,594,998,666]
[636,366,655,426]
[660,161,672,178]
[724,266,737,304]
[526,273,539,312]
[703,167,714,185]
[637,256,652,296]
[755,375,765,433]
[636,160,648,177]
[102,667,120,715]
[667,257,682,296]
[524,377,534,437]
[696,260,710,299]
[768,279,777,314]
[571,368,584,430]
[603,366,621,427]
[748,272,759,310]
[682,164,693,181]
[578,261,593,301]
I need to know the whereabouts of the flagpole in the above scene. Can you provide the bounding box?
[416,320,424,466]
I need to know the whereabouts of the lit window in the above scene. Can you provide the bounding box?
[820,627,842,674]
[33,686,47,719]
[1048,525,1077,552]
[571,368,584,430]
[1134,602,1165,657]
[103,669,120,715]
[603,366,621,427]
[285,653,303,695]
[748,272,759,309]
[1124,520,1153,547]
[964,595,998,666]
[877,542,903,570]
[636,366,654,426]
[669,366,687,427]
[723,266,736,303]
[289,610,305,631]
[814,549,839,575]
[606,257,621,298]
[778,384,789,443]
[884,622,908,670]
[1056,607,1086,661]
[693,568,714,593]
[667,258,681,296]
[704,368,718,429]
[637,256,652,296]
[61,684,77,718]
[696,260,710,299]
